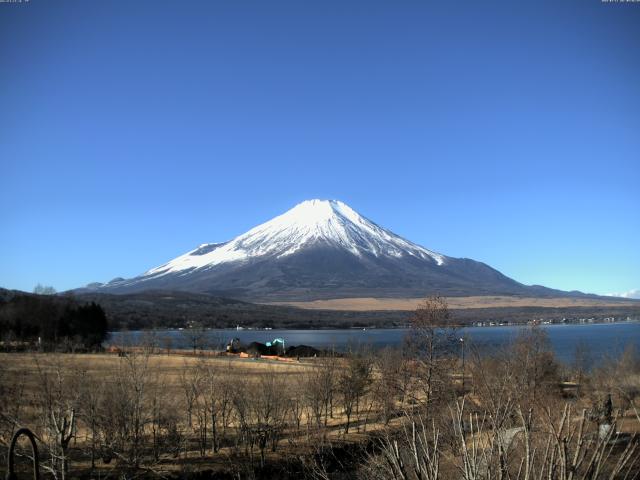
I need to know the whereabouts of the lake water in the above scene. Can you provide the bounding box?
[108,321,640,365]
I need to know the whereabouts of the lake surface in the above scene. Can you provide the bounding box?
[109,321,640,365]
[107,322,640,363]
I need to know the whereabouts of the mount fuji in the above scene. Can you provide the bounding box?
[91,200,566,301]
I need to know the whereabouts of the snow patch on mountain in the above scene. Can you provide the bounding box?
[143,199,446,279]
[607,289,640,300]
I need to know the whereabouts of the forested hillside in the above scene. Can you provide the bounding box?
[0,289,108,350]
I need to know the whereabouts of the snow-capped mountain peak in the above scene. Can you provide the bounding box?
[93,199,536,301]
[143,199,446,279]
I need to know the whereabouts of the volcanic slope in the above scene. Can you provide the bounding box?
[92,200,578,301]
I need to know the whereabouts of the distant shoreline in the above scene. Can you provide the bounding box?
[108,317,640,334]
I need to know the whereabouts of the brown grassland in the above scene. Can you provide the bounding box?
[1,298,639,480]
[268,295,640,311]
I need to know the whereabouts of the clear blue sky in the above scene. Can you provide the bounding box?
[1,0,638,296]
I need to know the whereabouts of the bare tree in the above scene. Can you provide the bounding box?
[338,352,372,434]
[408,296,457,409]
[364,413,441,480]
[34,357,80,480]
[253,371,289,458]
[0,366,26,449]
[573,340,592,397]
[180,361,202,430]
[78,373,104,471]
[98,352,153,469]
[162,334,173,355]
[182,322,207,355]
[139,330,159,354]
[373,347,409,424]
[289,373,307,434]
[371,397,639,480]
[304,356,337,433]
[592,344,640,426]
[509,327,560,407]
[150,381,182,462]
[34,284,57,295]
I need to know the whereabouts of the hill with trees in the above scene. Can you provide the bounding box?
[0,288,108,351]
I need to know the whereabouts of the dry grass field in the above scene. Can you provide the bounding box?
[268,295,639,311]
[0,351,319,437]
[0,351,314,391]
[0,351,397,477]
[1,337,639,479]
